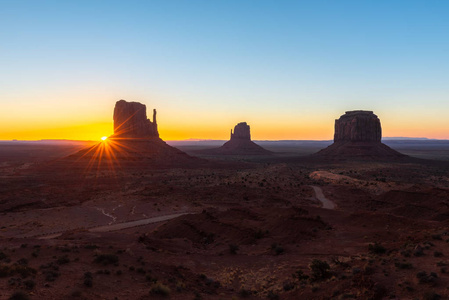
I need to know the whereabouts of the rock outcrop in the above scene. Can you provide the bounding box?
[200,122,271,155]
[113,100,158,138]
[316,110,404,159]
[230,122,251,140]
[68,100,195,165]
[334,111,381,142]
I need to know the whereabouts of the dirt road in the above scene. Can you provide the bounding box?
[311,186,336,209]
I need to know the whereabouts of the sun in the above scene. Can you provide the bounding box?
[101,136,108,141]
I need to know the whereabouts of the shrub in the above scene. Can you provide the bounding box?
[368,242,386,254]
[9,291,30,300]
[309,259,331,281]
[283,281,295,291]
[56,255,70,265]
[267,290,279,299]
[239,288,252,297]
[83,272,93,287]
[434,251,443,257]
[94,254,119,265]
[416,271,438,284]
[229,244,239,255]
[395,262,413,269]
[0,251,8,260]
[275,246,284,255]
[150,283,171,296]
[292,269,309,281]
[423,291,441,300]
[23,279,35,290]
[71,289,82,297]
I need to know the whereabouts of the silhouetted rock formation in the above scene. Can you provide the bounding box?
[334,111,381,142]
[113,100,158,138]
[68,100,194,165]
[316,110,404,159]
[231,122,251,140]
[200,122,272,155]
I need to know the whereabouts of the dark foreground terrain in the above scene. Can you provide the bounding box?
[1,140,449,299]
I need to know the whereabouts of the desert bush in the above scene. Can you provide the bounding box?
[267,290,279,299]
[16,258,28,266]
[416,271,438,284]
[395,262,413,269]
[431,234,442,241]
[273,245,284,255]
[71,289,82,297]
[254,229,268,239]
[8,291,30,300]
[83,272,93,287]
[150,283,171,296]
[0,251,8,260]
[239,288,252,297]
[283,281,295,291]
[309,259,331,281]
[368,242,386,254]
[23,279,35,290]
[44,270,60,282]
[434,251,443,257]
[292,269,309,281]
[423,291,441,300]
[56,255,70,265]
[229,244,239,255]
[0,264,37,279]
[94,253,119,265]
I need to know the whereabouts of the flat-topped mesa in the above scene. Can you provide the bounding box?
[230,122,251,141]
[334,110,381,143]
[315,110,405,159]
[113,100,159,138]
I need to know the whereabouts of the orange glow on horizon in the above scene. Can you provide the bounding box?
[1,118,448,141]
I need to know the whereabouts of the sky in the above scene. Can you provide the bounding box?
[1,0,449,141]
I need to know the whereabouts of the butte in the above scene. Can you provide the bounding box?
[200,122,272,155]
[315,110,405,159]
[68,100,192,164]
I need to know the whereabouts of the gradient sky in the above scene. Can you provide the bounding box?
[1,0,449,141]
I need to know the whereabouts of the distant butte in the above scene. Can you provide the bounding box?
[200,122,272,155]
[68,100,193,164]
[315,110,405,158]
[112,100,159,138]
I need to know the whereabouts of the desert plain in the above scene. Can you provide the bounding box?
[1,137,449,300]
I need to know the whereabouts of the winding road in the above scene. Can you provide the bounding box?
[88,212,191,232]
[34,212,192,239]
[311,186,336,209]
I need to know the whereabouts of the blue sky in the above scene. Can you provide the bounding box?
[1,0,449,140]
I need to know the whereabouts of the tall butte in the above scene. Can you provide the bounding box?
[316,110,404,158]
[201,122,271,155]
[112,100,159,138]
[69,100,192,164]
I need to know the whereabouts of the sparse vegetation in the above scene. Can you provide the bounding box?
[150,283,171,296]
[9,291,30,300]
[94,253,119,265]
[368,242,386,254]
[229,244,239,255]
[309,259,331,281]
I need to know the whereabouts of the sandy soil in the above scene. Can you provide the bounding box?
[1,143,449,299]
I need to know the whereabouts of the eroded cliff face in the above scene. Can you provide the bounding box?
[315,110,404,158]
[113,100,158,138]
[334,111,381,143]
[230,122,251,141]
